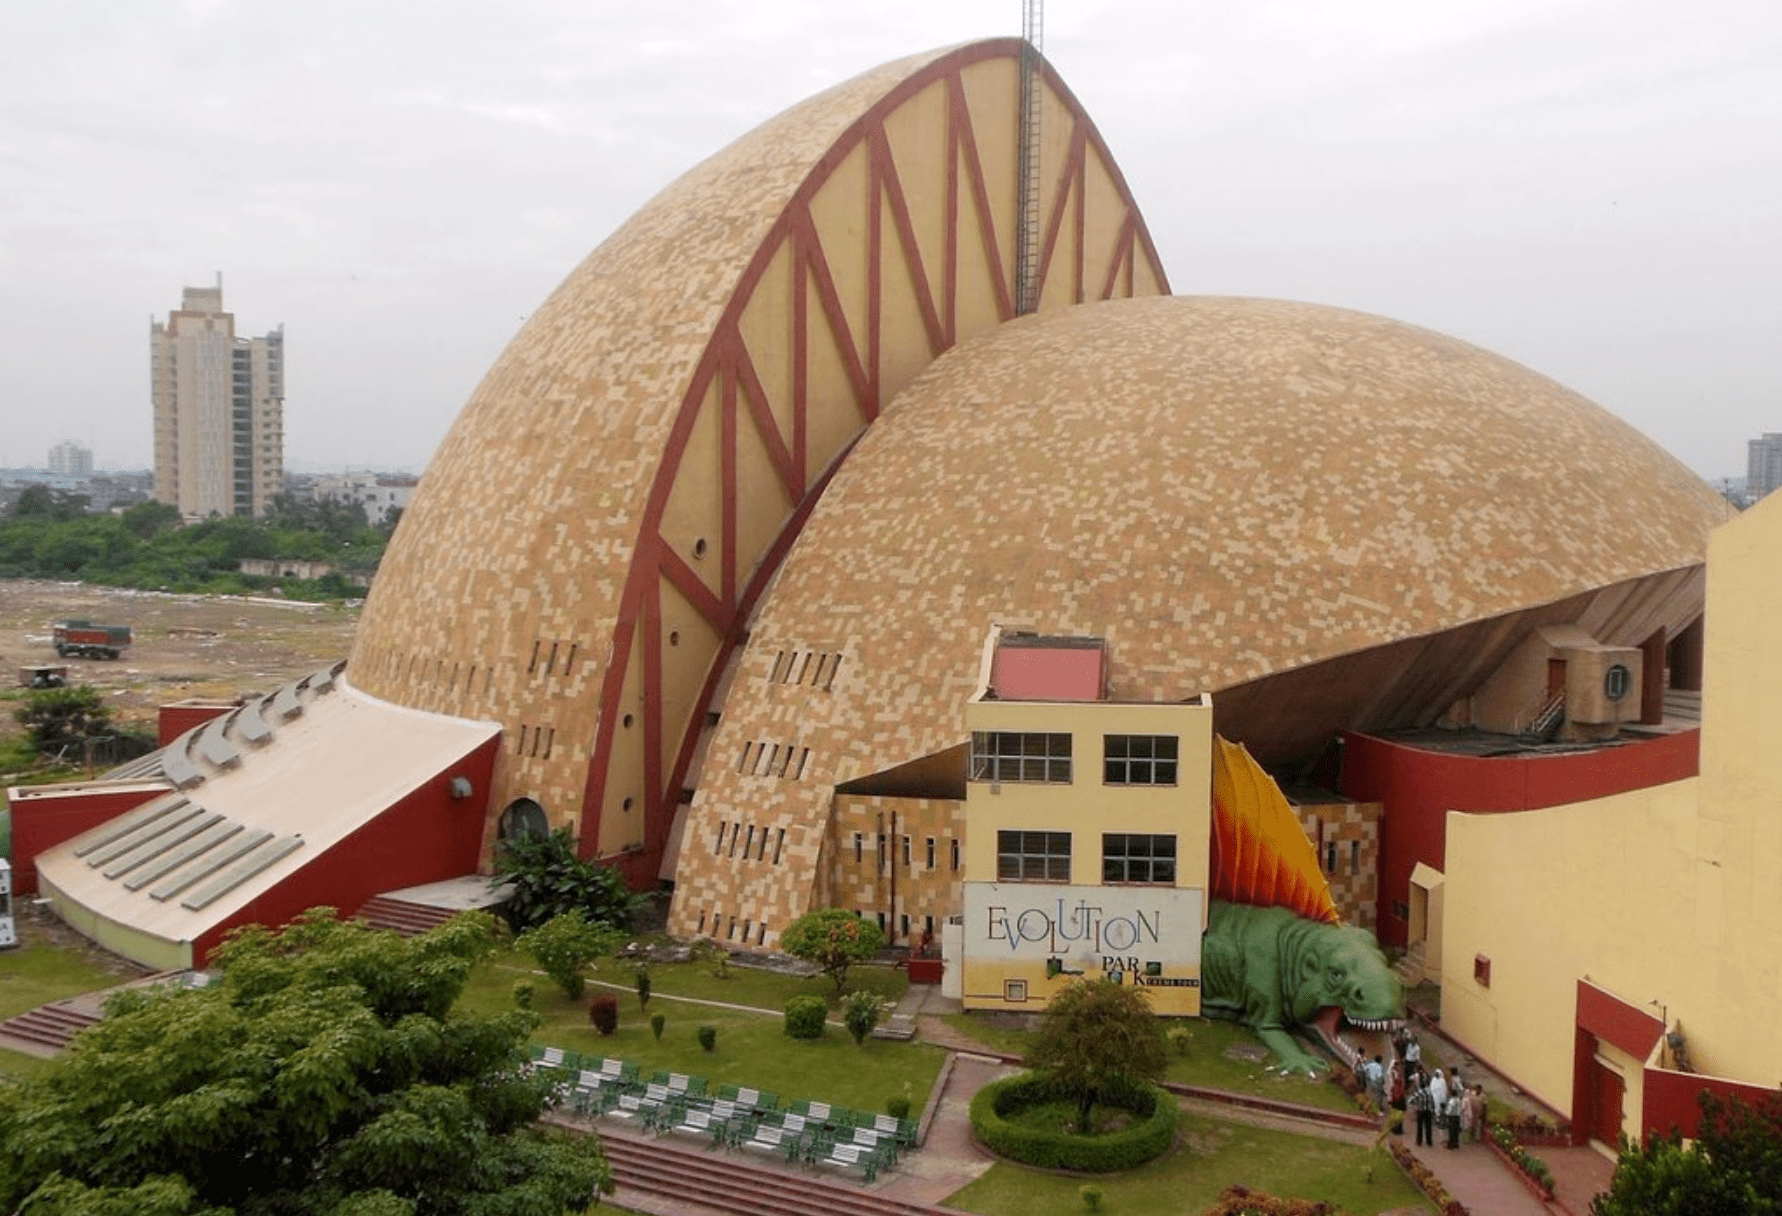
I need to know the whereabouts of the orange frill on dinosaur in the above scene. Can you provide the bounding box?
[1209,736,1340,925]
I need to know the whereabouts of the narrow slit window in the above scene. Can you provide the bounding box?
[773,828,785,865]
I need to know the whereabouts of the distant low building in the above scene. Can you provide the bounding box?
[311,472,418,523]
[237,557,370,587]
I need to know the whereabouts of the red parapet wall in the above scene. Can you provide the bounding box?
[1643,1067,1782,1141]
[190,734,502,965]
[7,784,169,894]
[158,702,237,747]
[1341,730,1700,947]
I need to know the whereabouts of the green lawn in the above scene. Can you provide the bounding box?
[0,926,132,1084]
[459,952,943,1117]
[939,1009,1359,1113]
[946,1113,1433,1216]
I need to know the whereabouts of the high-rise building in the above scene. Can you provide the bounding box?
[47,441,93,477]
[1746,432,1782,503]
[150,282,284,518]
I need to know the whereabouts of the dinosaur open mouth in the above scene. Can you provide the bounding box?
[1346,1015,1401,1032]
[1311,1006,1406,1070]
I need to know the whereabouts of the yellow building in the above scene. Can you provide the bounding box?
[1441,489,1782,1147]
[957,629,1212,1014]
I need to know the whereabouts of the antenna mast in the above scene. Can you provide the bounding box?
[1015,0,1044,316]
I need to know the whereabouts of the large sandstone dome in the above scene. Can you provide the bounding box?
[699,294,1729,790]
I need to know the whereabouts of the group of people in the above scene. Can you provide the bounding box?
[1368,1028,1487,1150]
[1405,1063,1487,1148]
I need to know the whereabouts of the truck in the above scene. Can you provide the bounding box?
[53,619,133,660]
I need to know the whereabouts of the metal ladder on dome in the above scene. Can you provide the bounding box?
[1015,0,1045,316]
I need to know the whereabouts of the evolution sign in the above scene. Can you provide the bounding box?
[962,882,1203,986]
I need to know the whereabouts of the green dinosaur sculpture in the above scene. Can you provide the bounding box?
[1200,899,1403,1075]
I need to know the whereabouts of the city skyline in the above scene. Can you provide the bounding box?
[2,1,1778,479]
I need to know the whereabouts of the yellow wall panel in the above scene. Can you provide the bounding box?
[595,627,650,855]
[876,216,941,406]
[737,243,797,450]
[806,144,872,367]
[659,377,724,591]
[1081,153,1129,300]
[879,79,951,315]
[801,266,868,472]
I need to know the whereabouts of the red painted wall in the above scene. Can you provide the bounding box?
[1644,1067,1782,1141]
[1341,730,1700,947]
[1577,978,1665,1058]
[9,785,169,894]
[158,703,235,747]
[190,735,501,965]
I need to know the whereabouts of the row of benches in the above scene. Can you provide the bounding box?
[526,1046,917,1181]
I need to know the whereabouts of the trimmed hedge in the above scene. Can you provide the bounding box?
[783,994,828,1040]
[969,1071,1177,1172]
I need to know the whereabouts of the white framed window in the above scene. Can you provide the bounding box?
[997,830,1071,882]
[970,731,1072,783]
[1103,734,1179,785]
[1102,833,1177,884]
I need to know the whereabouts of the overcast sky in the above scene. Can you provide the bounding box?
[2,0,1777,480]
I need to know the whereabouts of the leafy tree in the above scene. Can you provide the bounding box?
[514,910,619,1000]
[121,499,183,539]
[778,908,885,992]
[841,990,886,1046]
[1592,1089,1782,1216]
[15,684,113,756]
[0,908,612,1215]
[1025,977,1168,1133]
[490,827,648,933]
[11,483,89,521]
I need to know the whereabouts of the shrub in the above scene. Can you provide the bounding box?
[969,1072,1177,1172]
[514,910,617,1000]
[1388,1141,1466,1213]
[697,1025,717,1053]
[842,990,886,1046]
[1201,1186,1337,1215]
[783,994,828,1040]
[1167,1023,1193,1056]
[650,1012,666,1042]
[490,826,649,933]
[1079,1183,1103,1211]
[779,908,885,991]
[886,1096,912,1120]
[588,995,619,1035]
[511,979,534,1010]
[634,964,651,1010]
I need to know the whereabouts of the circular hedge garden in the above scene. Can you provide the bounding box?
[969,1071,1178,1172]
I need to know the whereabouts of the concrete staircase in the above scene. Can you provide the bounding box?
[0,1000,102,1055]
[355,896,463,937]
[1393,942,1428,987]
[597,1126,962,1216]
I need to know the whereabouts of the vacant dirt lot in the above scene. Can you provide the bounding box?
[1,580,362,744]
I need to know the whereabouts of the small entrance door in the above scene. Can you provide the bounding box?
[1588,1057,1625,1148]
